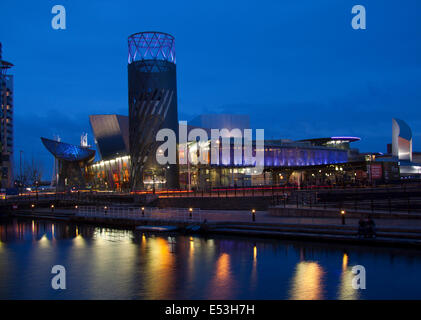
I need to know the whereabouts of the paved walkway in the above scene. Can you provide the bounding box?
[16,207,421,230]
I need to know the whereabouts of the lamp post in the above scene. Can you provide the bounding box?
[341,209,346,225]
[35,180,39,201]
[252,209,256,222]
[187,142,191,192]
[142,206,145,217]
[19,150,23,195]
[189,207,193,219]
[51,204,54,213]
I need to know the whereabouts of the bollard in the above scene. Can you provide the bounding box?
[251,209,256,222]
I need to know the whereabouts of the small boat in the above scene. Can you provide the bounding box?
[135,225,179,232]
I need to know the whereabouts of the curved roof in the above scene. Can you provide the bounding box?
[393,118,412,141]
[298,137,361,144]
[41,137,95,162]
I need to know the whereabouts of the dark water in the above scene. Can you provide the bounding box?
[1,218,421,300]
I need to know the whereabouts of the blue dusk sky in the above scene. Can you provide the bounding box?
[0,0,420,178]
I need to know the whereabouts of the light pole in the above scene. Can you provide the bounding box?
[187,142,191,192]
[18,150,23,194]
[35,180,39,201]
[341,210,346,225]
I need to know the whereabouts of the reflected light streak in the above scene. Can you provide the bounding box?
[73,234,85,247]
[289,262,325,300]
[144,237,175,299]
[342,253,348,271]
[338,253,359,300]
[208,253,233,299]
[190,237,194,253]
[250,245,257,291]
[38,234,49,247]
[187,237,195,284]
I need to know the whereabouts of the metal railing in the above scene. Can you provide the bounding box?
[76,206,203,222]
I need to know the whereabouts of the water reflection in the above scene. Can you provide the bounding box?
[289,261,325,300]
[249,245,258,292]
[338,253,360,300]
[142,237,175,299]
[209,253,233,299]
[1,218,421,299]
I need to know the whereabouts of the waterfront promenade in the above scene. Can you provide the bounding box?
[9,206,421,248]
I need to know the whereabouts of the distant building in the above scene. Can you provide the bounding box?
[376,118,421,179]
[41,137,95,191]
[392,118,412,162]
[0,43,14,188]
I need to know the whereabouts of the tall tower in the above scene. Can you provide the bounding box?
[0,43,14,188]
[128,32,179,191]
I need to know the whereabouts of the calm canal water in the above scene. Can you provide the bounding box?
[1,218,421,300]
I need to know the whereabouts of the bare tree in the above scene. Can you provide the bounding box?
[15,156,44,186]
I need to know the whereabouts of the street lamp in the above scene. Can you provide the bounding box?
[251,209,256,222]
[51,204,54,212]
[189,207,193,219]
[341,209,346,225]
[35,180,39,201]
[141,207,145,217]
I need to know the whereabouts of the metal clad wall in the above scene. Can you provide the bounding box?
[128,59,179,190]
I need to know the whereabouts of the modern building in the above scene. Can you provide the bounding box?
[392,118,412,162]
[177,135,358,190]
[0,43,14,188]
[128,31,179,191]
[87,111,363,190]
[89,114,129,160]
[376,118,421,179]
[41,137,95,191]
[42,31,419,191]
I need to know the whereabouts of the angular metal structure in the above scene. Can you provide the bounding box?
[41,137,95,190]
[128,32,179,190]
[89,114,129,160]
[392,118,412,162]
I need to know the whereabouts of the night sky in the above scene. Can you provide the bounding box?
[1,0,420,179]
